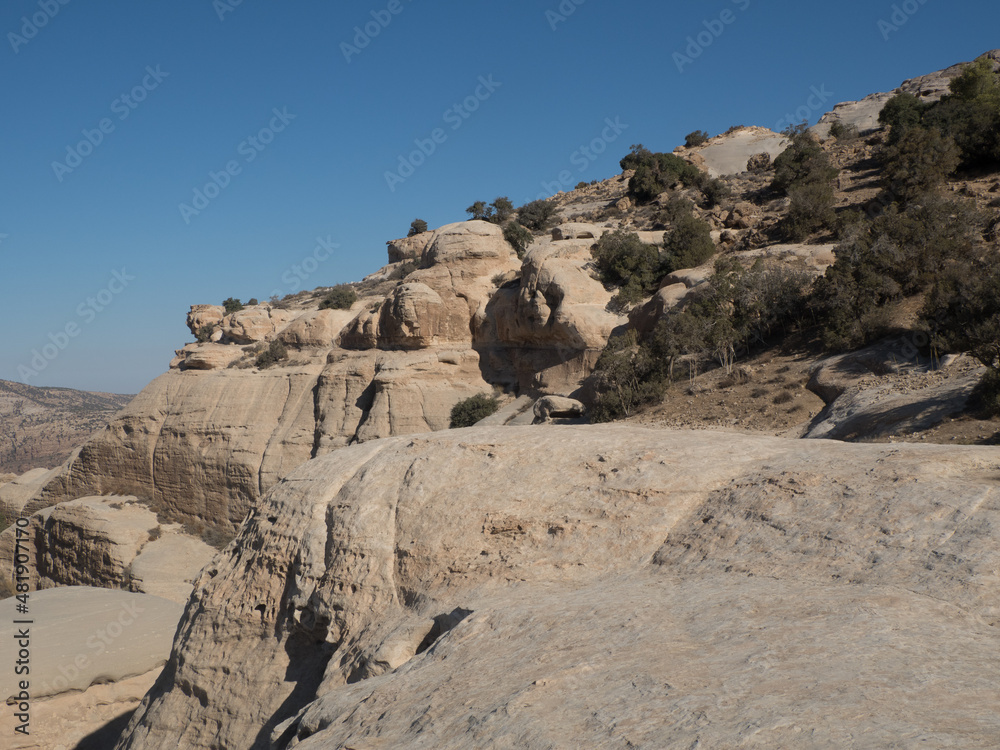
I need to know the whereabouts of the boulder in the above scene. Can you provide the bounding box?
[185,305,224,337]
[551,223,605,241]
[386,231,433,263]
[532,395,586,421]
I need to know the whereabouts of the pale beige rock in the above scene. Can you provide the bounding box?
[0,670,160,750]
[0,466,57,516]
[222,306,297,344]
[278,309,353,349]
[532,395,585,421]
[682,126,789,177]
[386,231,433,263]
[0,495,214,602]
[170,343,244,371]
[185,305,224,337]
[550,222,605,241]
[0,586,182,701]
[127,532,218,603]
[114,426,1000,750]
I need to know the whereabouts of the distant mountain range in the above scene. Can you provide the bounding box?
[0,380,132,475]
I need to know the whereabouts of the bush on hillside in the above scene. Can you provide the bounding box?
[685,130,710,147]
[880,125,960,206]
[590,229,662,310]
[449,394,501,428]
[319,284,358,310]
[502,220,534,259]
[408,219,428,236]
[222,297,243,315]
[771,125,838,195]
[661,198,716,272]
[255,340,288,369]
[516,199,557,231]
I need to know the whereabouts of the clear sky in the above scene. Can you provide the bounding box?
[1,0,996,394]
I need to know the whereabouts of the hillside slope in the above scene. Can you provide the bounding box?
[0,380,132,474]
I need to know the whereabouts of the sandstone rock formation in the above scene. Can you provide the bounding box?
[0,495,216,602]
[114,425,1000,749]
[27,221,620,533]
[0,587,181,750]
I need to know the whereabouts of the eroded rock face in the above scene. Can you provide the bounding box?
[477,238,624,394]
[115,426,1000,749]
[0,495,216,602]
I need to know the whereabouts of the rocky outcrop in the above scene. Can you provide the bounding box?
[113,425,1000,749]
[0,495,216,602]
[32,221,617,531]
[477,237,624,394]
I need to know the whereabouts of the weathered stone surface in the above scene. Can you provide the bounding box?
[114,426,1000,750]
[278,309,354,349]
[386,231,433,263]
[221,306,298,345]
[0,586,182,701]
[532,395,585,421]
[0,466,57,516]
[0,495,216,602]
[169,343,244,371]
[551,222,606,241]
[477,239,624,395]
[31,368,326,531]
[1,670,160,750]
[127,532,219,603]
[185,305,224,337]
[681,126,788,177]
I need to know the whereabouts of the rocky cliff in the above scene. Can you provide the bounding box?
[113,425,1000,749]
[25,221,622,532]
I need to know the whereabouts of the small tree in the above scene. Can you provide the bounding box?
[222,297,243,315]
[661,199,716,272]
[255,340,289,369]
[319,285,358,310]
[449,394,501,428]
[408,219,428,236]
[881,126,960,206]
[491,197,515,224]
[466,201,490,221]
[516,199,557,231]
[590,230,661,309]
[503,221,534,259]
[685,130,710,147]
[771,125,838,195]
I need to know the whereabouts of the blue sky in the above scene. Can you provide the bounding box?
[1,0,996,394]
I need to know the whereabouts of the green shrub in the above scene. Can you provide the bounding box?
[465,197,515,224]
[691,171,731,208]
[516,199,557,230]
[389,261,417,281]
[590,230,662,309]
[811,196,982,350]
[880,125,960,206]
[881,56,1000,168]
[319,284,358,310]
[195,324,217,343]
[502,221,534,259]
[223,297,243,315]
[255,339,289,369]
[829,121,860,141]
[661,199,716,272]
[408,219,428,236]
[771,124,838,195]
[450,394,501,428]
[620,144,703,204]
[589,330,663,422]
[576,181,589,190]
[783,180,835,240]
[921,258,1000,410]
[685,130,710,147]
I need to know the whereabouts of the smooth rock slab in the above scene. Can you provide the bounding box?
[0,586,182,701]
